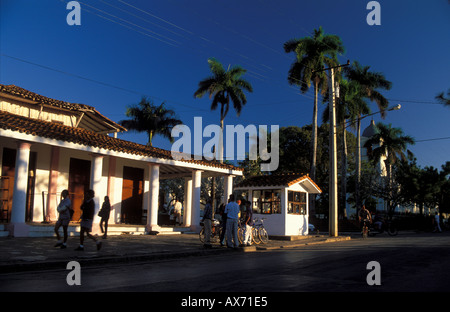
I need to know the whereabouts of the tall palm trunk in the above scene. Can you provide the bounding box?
[355,115,362,212]
[309,78,319,217]
[340,119,348,218]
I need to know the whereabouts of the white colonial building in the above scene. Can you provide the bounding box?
[0,84,242,237]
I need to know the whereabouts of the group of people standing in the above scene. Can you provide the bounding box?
[202,194,253,249]
[54,189,111,251]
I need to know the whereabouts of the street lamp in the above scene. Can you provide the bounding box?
[344,104,402,129]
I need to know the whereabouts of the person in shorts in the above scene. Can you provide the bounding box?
[75,189,102,251]
[54,190,71,249]
[358,205,372,232]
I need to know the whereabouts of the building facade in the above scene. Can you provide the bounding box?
[0,84,242,237]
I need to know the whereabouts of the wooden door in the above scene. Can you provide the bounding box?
[121,166,144,224]
[68,158,91,221]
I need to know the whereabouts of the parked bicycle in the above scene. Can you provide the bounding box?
[253,218,269,244]
[199,219,222,243]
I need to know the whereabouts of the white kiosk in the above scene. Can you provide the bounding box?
[234,174,322,237]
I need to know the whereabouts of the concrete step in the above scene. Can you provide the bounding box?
[2,223,194,237]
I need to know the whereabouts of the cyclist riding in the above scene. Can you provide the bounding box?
[358,205,372,233]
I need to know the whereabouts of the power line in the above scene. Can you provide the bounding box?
[415,136,450,143]
[0,53,206,112]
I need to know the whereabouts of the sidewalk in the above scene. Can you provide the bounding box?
[0,233,351,273]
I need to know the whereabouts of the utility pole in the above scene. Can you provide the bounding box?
[328,66,338,237]
[314,60,350,237]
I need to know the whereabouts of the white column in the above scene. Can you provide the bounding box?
[90,154,104,234]
[190,170,202,233]
[223,175,234,205]
[183,177,192,227]
[10,141,32,237]
[146,164,160,232]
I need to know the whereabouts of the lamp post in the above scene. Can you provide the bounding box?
[344,104,401,129]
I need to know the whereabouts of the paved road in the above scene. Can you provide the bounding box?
[2,233,450,293]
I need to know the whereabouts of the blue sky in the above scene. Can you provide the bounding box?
[1,0,449,170]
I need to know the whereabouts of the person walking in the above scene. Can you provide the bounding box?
[75,189,102,251]
[54,190,71,249]
[433,212,442,233]
[98,196,111,239]
[202,199,213,248]
[218,203,227,246]
[174,199,182,225]
[224,194,240,249]
[242,200,253,246]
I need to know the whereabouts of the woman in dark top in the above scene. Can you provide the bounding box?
[98,196,111,239]
[75,189,102,251]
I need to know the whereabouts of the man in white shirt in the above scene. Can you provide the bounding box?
[224,194,240,248]
[174,199,182,225]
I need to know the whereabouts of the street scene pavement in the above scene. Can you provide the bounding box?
[3,231,448,310]
[0,231,350,273]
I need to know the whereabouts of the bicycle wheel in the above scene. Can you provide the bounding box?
[212,226,222,242]
[259,228,269,244]
[362,225,368,239]
[199,228,205,243]
[238,226,244,245]
[387,224,398,236]
[252,227,261,244]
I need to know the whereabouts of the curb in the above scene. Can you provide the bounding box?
[256,236,351,250]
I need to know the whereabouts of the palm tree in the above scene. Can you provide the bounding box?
[194,57,253,213]
[284,26,344,215]
[323,78,366,217]
[364,122,415,213]
[119,97,182,147]
[344,61,392,210]
[194,57,253,161]
[436,89,450,106]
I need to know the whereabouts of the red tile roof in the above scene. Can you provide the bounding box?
[236,173,321,191]
[0,110,242,171]
[0,84,127,132]
[0,84,94,111]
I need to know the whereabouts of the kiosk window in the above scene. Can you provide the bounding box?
[252,189,281,214]
[288,191,307,215]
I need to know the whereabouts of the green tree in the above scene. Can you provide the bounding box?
[435,89,450,107]
[364,122,415,213]
[194,57,253,160]
[194,57,252,211]
[323,78,365,217]
[439,162,450,214]
[284,26,344,215]
[119,97,182,147]
[344,61,392,210]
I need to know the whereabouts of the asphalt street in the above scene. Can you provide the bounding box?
[2,232,450,293]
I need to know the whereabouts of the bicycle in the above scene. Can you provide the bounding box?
[361,219,370,239]
[199,219,222,244]
[237,219,246,245]
[253,218,269,244]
